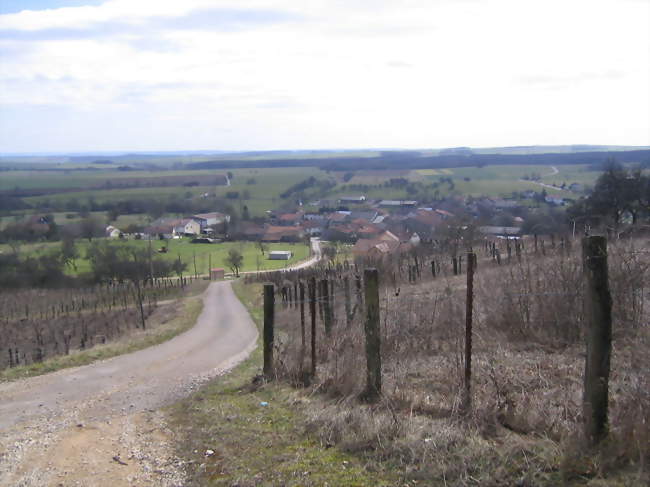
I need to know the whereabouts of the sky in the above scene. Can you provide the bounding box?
[0,0,648,153]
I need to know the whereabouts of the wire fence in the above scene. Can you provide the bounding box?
[244,234,649,453]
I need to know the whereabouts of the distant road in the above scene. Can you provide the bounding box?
[520,165,562,191]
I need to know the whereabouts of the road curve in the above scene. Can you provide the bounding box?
[0,280,257,432]
[0,241,321,485]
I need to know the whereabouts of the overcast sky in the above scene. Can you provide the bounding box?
[0,0,648,153]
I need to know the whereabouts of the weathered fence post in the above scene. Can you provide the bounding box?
[320,279,332,336]
[582,236,612,446]
[299,281,306,373]
[309,277,317,377]
[263,284,275,379]
[463,252,475,412]
[452,256,458,275]
[363,268,381,402]
[344,276,352,325]
[431,260,437,278]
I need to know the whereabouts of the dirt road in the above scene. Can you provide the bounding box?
[0,281,258,486]
[520,165,562,190]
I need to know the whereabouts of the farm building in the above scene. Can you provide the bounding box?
[478,226,522,238]
[268,250,292,260]
[210,268,225,280]
[378,200,418,208]
[192,212,230,230]
[145,217,200,238]
[105,225,122,238]
[338,195,366,204]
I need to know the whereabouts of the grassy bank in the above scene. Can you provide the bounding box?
[167,280,399,486]
[0,285,206,382]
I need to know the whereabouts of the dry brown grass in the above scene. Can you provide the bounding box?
[252,236,649,485]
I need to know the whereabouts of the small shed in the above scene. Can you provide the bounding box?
[268,250,292,260]
[210,268,225,280]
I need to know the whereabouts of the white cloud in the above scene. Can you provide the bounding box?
[0,0,648,152]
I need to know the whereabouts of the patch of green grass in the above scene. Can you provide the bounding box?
[0,239,310,276]
[0,292,205,382]
[167,280,398,486]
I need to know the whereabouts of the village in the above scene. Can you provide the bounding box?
[96,187,577,263]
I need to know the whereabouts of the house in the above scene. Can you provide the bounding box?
[173,219,201,236]
[268,250,293,260]
[146,217,201,238]
[478,226,522,237]
[352,232,406,259]
[301,220,324,236]
[338,195,366,204]
[349,210,378,222]
[378,200,418,208]
[192,212,230,230]
[434,209,454,219]
[327,212,349,224]
[262,225,304,242]
[105,225,122,238]
[238,222,266,241]
[276,212,304,226]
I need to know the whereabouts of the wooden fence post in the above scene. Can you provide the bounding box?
[463,252,475,412]
[299,281,306,373]
[320,279,332,336]
[263,284,275,379]
[309,277,317,378]
[582,236,612,446]
[344,276,352,325]
[363,268,381,402]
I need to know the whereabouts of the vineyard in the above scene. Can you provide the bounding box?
[246,234,649,484]
[0,276,204,371]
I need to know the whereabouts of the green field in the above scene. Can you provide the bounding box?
[414,164,598,197]
[0,160,626,229]
[0,239,310,276]
[9,166,329,218]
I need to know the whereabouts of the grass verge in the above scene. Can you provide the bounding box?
[167,279,399,486]
[0,292,205,383]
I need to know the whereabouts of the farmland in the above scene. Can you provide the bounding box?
[0,239,310,276]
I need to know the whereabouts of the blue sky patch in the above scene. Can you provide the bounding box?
[0,1,105,15]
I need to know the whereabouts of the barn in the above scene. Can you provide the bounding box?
[268,250,292,260]
[210,268,225,280]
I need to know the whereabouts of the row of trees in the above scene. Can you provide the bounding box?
[0,240,188,289]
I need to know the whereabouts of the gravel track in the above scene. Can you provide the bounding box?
[0,281,258,486]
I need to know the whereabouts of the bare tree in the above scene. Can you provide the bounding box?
[226,248,243,277]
